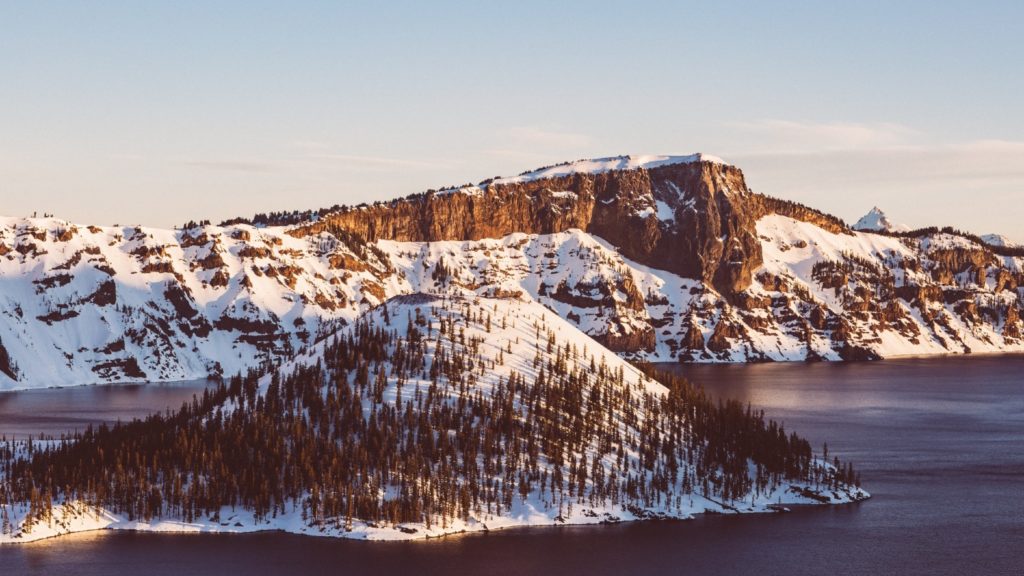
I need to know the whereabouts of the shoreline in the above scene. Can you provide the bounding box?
[1,485,870,546]
[4,351,1024,393]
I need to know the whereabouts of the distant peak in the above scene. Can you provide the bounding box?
[981,233,1021,249]
[853,206,910,233]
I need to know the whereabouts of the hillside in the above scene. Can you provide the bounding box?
[1,154,1022,390]
[0,295,866,543]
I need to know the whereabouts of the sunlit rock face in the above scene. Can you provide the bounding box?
[294,156,765,297]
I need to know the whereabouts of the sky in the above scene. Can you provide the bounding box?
[1,1,1022,240]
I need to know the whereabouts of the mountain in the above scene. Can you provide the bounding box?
[1,154,1022,390]
[0,294,866,542]
[852,207,910,233]
[981,234,1021,249]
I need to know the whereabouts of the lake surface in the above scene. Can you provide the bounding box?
[0,379,213,440]
[2,355,1023,575]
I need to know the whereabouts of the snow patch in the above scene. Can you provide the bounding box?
[981,233,1021,249]
[493,154,728,185]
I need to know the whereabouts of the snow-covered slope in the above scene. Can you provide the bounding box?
[0,217,386,389]
[0,295,867,543]
[981,233,1021,249]
[852,207,910,233]
[751,215,1024,360]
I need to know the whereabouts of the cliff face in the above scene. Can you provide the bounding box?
[1,155,1022,389]
[294,158,765,296]
[294,185,594,244]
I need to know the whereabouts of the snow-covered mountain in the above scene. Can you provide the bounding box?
[1,154,1022,390]
[852,207,910,233]
[981,233,1021,249]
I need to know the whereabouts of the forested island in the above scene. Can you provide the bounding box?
[0,295,866,542]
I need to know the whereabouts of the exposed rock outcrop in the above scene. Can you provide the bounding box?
[291,158,806,297]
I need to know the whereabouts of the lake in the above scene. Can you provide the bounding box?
[2,355,1022,575]
[0,379,213,440]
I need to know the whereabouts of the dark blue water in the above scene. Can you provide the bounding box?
[2,356,1022,575]
[0,379,211,440]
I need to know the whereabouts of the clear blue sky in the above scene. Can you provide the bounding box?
[2,1,1022,238]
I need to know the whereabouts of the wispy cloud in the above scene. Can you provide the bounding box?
[286,140,332,150]
[181,151,457,176]
[183,160,277,173]
[306,154,451,170]
[107,153,146,161]
[725,119,921,154]
[482,125,595,166]
[504,126,592,149]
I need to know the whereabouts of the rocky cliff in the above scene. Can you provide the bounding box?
[293,156,858,298]
[294,156,772,295]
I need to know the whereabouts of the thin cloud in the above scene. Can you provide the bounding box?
[482,126,595,167]
[731,138,1024,181]
[504,126,592,149]
[307,154,453,170]
[726,119,921,154]
[287,140,332,150]
[183,160,277,173]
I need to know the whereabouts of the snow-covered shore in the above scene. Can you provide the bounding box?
[0,481,868,545]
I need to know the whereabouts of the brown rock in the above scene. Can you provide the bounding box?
[708,318,742,352]
[209,270,230,288]
[238,245,272,259]
[1004,305,1021,340]
[289,160,771,296]
[809,305,829,330]
[329,253,368,272]
[142,261,175,274]
[682,321,705,350]
[596,325,655,353]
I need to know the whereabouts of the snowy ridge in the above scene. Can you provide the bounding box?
[492,154,728,185]
[981,233,1021,249]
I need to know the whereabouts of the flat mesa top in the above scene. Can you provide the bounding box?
[490,154,729,186]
